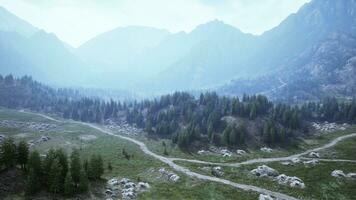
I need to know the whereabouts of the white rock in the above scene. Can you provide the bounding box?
[331,170,346,178]
[120,178,131,185]
[281,161,292,166]
[309,152,320,158]
[251,165,279,177]
[212,166,224,177]
[222,152,232,157]
[347,173,356,178]
[259,194,275,200]
[276,174,305,189]
[124,182,136,189]
[303,159,319,166]
[237,149,247,155]
[168,173,180,182]
[291,158,301,163]
[198,150,207,155]
[137,182,150,190]
[107,178,119,186]
[260,147,273,153]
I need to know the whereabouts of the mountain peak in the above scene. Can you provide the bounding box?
[0,6,38,37]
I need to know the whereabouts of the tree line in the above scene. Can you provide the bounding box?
[0,137,104,198]
[1,74,356,149]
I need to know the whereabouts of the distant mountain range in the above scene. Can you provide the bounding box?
[0,0,355,101]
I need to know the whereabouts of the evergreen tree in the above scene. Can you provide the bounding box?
[49,159,63,195]
[64,171,75,196]
[78,169,89,193]
[17,140,29,170]
[70,149,81,185]
[1,137,17,168]
[25,168,41,196]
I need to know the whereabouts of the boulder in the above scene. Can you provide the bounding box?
[347,173,356,178]
[291,158,301,163]
[309,152,320,158]
[212,166,224,177]
[281,161,292,166]
[168,173,180,182]
[260,147,273,153]
[303,159,319,166]
[137,182,150,190]
[124,182,136,189]
[237,149,246,155]
[259,194,275,200]
[276,174,305,189]
[120,178,131,185]
[222,152,232,157]
[331,170,346,178]
[198,150,207,155]
[251,165,279,177]
[108,178,119,187]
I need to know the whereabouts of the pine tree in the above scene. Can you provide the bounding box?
[49,159,63,195]
[70,149,81,185]
[25,168,41,196]
[1,137,17,168]
[64,171,74,196]
[78,169,89,193]
[17,140,29,170]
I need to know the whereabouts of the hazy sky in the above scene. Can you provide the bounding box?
[0,0,310,47]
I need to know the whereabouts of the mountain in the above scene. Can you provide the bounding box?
[0,6,38,37]
[76,26,170,83]
[220,0,356,102]
[0,7,88,86]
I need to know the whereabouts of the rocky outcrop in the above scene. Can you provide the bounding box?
[260,147,273,153]
[106,178,150,200]
[276,174,305,189]
[251,165,279,177]
[331,170,356,179]
[212,166,224,177]
[259,194,275,200]
[158,168,180,182]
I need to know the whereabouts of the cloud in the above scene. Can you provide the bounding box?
[0,0,310,47]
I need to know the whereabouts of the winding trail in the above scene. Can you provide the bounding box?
[171,133,356,167]
[22,110,356,200]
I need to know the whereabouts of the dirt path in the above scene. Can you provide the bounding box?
[24,111,300,200]
[25,111,356,200]
[170,133,356,167]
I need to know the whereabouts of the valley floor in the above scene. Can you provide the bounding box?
[1,108,356,200]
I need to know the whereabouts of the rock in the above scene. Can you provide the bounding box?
[158,168,167,174]
[281,161,292,166]
[108,178,119,187]
[168,173,180,182]
[222,152,232,157]
[291,158,301,163]
[276,174,305,188]
[303,159,319,166]
[137,182,150,190]
[212,166,224,177]
[159,168,180,182]
[198,150,208,155]
[309,152,320,158]
[122,190,136,200]
[347,173,356,178]
[259,194,275,200]
[251,165,279,177]
[237,149,247,155]
[331,170,346,178]
[124,182,136,189]
[220,149,232,156]
[120,178,131,185]
[260,147,273,153]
